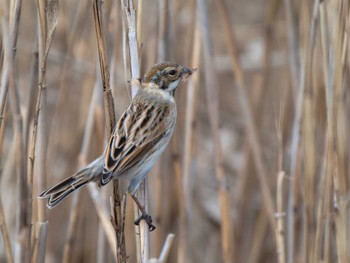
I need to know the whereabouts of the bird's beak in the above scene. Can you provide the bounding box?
[181,67,197,81]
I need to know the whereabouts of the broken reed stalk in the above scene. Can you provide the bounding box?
[92,0,127,262]
[215,0,276,229]
[158,234,175,263]
[197,0,234,262]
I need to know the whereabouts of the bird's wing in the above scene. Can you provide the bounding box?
[102,96,172,179]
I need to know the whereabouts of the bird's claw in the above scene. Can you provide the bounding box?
[134,213,156,231]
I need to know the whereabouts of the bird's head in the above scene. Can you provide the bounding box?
[142,62,195,95]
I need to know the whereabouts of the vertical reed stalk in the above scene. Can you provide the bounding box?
[2,14,28,263]
[123,1,150,262]
[92,0,126,262]
[286,2,319,262]
[332,2,349,262]
[178,15,201,263]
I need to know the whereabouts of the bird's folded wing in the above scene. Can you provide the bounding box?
[103,99,169,175]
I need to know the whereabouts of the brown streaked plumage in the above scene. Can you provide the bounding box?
[39,62,195,230]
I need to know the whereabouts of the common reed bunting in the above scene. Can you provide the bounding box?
[40,62,195,231]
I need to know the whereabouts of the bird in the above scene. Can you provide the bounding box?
[39,62,195,231]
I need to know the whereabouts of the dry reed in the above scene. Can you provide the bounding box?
[1,0,350,263]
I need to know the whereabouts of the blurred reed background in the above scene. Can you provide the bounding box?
[1,0,350,262]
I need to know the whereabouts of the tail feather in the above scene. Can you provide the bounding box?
[39,156,104,208]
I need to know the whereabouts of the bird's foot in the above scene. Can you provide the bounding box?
[134,213,156,231]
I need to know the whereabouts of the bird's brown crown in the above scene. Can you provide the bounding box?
[142,62,193,94]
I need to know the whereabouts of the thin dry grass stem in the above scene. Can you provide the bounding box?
[28,1,58,260]
[2,14,29,263]
[0,6,23,254]
[283,0,300,96]
[316,6,330,262]
[233,38,271,248]
[286,1,320,262]
[0,0,22,130]
[0,58,9,131]
[178,16,201,263]
[261,0,279,88]
[87,183,118,258]
[197,0,234,262]
[98,7,122,259]
[62,191,81,263]
[154,0,169,255]
[138,182,149,262]
[92,0,126,262]
[0,104,7,162]
[233,76,264,262]
[83,91,117,256]
[313,162,326,262]
[248,209,268,263]
[276,171,286,263]
[0,194,14,263]
[23,47,38,163]
[157,0,167,62]
[31,221,48,263]
[36,0,59,224]
[323,141,333,263]
[309,6,333,262]
[136,0,143,52]
[153,0,170,253]
[182,11,200,218]
[301,3,318,262]
[62,61,100,263]
[120,0,129,89]
[331,1,349,261]
[124,0,140,96]
[274,96,286,263]
[233,0,278,216]
[215,0,276,229]
[92,0,117,133]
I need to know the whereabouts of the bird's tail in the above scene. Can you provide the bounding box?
[39,156,104,208]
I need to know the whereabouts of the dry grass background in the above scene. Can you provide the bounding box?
[1,0,350,262]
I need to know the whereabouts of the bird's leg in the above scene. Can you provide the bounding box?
[130,193,156,231]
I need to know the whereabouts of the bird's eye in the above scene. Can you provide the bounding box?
[168,70,177,76]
